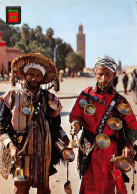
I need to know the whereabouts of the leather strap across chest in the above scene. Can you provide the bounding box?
[96,92,122,134]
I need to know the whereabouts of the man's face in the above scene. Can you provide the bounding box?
[26,68,43,89]
[95,66,116,92]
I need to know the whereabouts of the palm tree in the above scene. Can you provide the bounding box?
[21,24,30,45]
[35,25,42,37]
[45,28,54,40]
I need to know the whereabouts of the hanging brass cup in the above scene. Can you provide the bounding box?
[96,133,110,149]
[55,139,75,162]
[62,149,75,162]
[107,117,123,130]
[117,103,132,115]
[117,158,132,172]
[110,155,132,172]
[21,103,34,115]
[84,104,96,115]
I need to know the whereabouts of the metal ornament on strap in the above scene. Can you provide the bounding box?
[21,93,34,115]
[95,93,122,149]
[79,92,100,115]
[76,135,95,156]
[95,100,116,149]
[48,100,58,111]
[79,98,88,109]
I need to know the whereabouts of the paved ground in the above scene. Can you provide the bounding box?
[0,75,137,194]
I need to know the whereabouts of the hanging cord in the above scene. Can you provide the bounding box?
[18,121,36,155]
[111,165,121,194]
[131,161,136,194]
[67,162,69,182]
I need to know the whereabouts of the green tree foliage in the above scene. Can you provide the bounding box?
[14,39,28,53]
[21,23,30,45]
[56,41,73,71]
[0,19,11,46]
[10,26,21,46]
[65,52,85,72]
[0,19,81,72]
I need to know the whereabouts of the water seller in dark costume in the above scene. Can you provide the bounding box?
[0,53,69,194]
[70,54,137,194]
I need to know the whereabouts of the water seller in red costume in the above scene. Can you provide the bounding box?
[69,54,137,194]
[0,53,69,194]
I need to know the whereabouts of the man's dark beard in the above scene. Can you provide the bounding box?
[26,80,40,89]
[98,81,112,91]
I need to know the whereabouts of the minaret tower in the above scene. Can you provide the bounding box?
[77,24,86,67]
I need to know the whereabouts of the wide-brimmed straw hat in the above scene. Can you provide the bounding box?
[11,53,57,84]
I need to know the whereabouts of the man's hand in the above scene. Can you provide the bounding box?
[8,142,18,162]
[122,141,136,161]
[70,121,80,135]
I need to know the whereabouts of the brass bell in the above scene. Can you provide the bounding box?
[68,135,78,149]
[107,117,123,130]
[96,133,110,149]
[14,167,28,181]
[84,104,96,115]
[117,103,132,115]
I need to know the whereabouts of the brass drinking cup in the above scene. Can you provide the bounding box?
[62,149,75,162]
[107,117,123,130]
[84,104,96,115]
[117,158,132,172]
[55,139,75,162]
[96,133,110,149]
[117,103,132,115]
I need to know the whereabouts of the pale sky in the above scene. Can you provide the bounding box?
[0,0,137,69]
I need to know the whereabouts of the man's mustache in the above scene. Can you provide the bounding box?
[100,81,109,85]
[29,80,39,84]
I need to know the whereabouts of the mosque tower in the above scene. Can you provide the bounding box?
[77,24,86,67]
